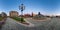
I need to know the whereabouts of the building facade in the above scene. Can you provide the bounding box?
[9,11,19,17]
[24,14,31,18]
[1,12,7,17]
[31,12,37,17]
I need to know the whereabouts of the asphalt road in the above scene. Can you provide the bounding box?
[1,17,60,30]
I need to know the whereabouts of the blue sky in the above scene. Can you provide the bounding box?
[0,0,60,16]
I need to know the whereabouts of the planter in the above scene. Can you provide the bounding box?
[11,17,31,26]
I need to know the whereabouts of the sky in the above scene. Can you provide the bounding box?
[0,0,60,16]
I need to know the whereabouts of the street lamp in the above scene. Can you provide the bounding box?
[19,4,25,22]
[19,4,25,17]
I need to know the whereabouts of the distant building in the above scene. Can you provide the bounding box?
[38,12,41,15]
[38,12,44,16]
[31,12,37,17]
[9,11,19,17]
[24,14,31,18]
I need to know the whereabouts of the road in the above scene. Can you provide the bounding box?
[1,17,60,30]
[25,18,60,30]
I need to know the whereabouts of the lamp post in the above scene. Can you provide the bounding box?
[19,4,25,17]
[19,4,25,22]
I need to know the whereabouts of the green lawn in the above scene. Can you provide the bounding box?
[12,17,25,22]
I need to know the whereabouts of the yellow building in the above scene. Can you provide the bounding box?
[9,11,19,17]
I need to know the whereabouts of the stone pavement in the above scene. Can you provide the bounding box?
[1,17,60,30]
